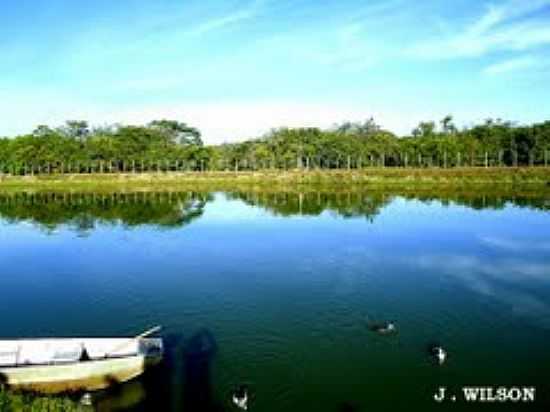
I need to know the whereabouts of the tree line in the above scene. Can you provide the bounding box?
[1,116,549,174]
[0,120,211,174]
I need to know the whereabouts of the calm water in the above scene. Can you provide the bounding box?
[0,191,549,411]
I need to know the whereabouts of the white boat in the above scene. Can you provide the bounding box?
[0,327,163,394]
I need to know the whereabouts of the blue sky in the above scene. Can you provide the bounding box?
[1,0,550,143]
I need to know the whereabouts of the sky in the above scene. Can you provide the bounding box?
[1,0,550,144]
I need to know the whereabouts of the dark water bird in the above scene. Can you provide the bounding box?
[232,385,249,410]
[367,320,397,335]
[429,345,447,365]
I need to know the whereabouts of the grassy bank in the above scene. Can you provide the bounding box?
[0,168,549,193]
[0,388,92,412]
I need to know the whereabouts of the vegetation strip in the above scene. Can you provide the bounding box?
[0,388,92,412]
[1,168,549,193]
[1,117,550,176]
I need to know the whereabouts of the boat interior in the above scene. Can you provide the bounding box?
[0,338,163,367]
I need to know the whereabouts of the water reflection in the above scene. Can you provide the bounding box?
[0,192,210,232]
[225,191,391,221]
[0,190,548,231]
[229,190,550,216]
[1,189,549,411]
[412,251,550,328]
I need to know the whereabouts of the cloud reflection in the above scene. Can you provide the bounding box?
[479,236,550,252]
[413,253,550,328]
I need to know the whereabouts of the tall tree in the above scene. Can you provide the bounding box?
[148,120,202,146]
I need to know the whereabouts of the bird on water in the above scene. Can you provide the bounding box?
[368,320,397,335]
[430,346,447,365]
[232,385,249,410]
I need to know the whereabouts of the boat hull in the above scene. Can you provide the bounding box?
[0,336,162,393]
[0,355,161,394]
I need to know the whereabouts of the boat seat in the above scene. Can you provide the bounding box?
[0,342,19,366]
[51,347,83,363]
[0,350,18,367]
[84,340,139,359]
[18,342,83,365]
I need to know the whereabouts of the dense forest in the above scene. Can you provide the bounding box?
[1,116,549,174]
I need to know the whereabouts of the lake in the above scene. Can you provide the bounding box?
[0,190,549,411]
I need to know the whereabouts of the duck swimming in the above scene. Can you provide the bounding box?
[431,346,447,365]
[369,321,397,335]
[232,385,249,410]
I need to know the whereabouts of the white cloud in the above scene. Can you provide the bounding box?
[100,101,416,144]
[188,0,265,36]
[252,0,409,74]
[257,24,382,74]
[0,93,425,143]
[409,0,550,59]
[483,56,539,75]
[190,10,254,36]
[1,88,546,143]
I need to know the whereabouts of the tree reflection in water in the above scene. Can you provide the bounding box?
[0,189,547,233]
[0,192,211,233]
[224,189,549,219]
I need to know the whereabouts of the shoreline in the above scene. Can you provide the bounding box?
[0,168,549,192]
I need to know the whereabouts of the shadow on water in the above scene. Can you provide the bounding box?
[0,372,7,389]
[104,329,223,412]
[133,332,185,411]
[180,329,223,412]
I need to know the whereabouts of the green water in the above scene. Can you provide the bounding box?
[0,190,549,411]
